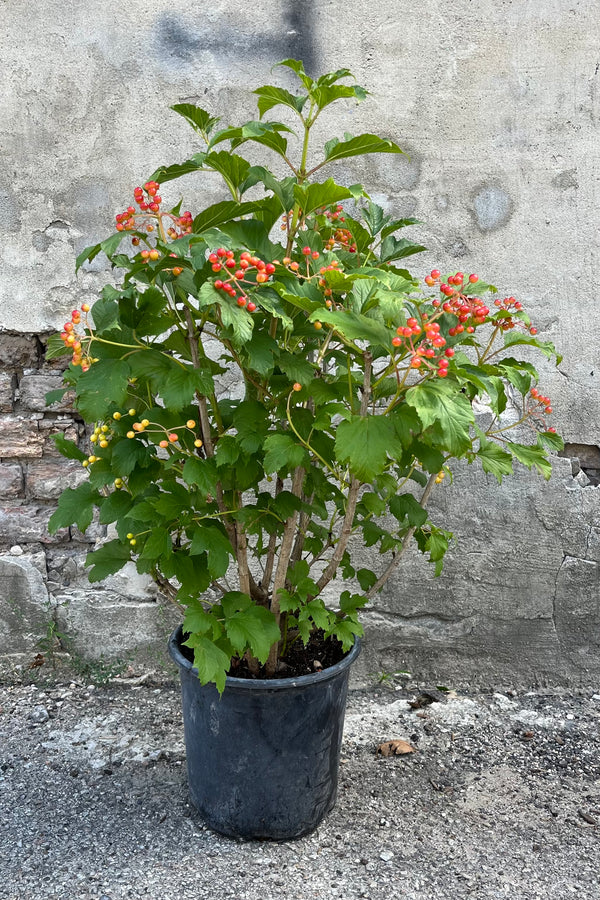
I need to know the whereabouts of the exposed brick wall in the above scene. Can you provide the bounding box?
[0,332,89,545]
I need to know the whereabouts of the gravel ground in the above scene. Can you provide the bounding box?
[1,671,599,900]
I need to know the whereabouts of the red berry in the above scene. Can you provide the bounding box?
[468,274,479,283]
[431,269,441,279]
[247,301,257,312]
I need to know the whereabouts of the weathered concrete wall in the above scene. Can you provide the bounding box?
[0,0,598,683]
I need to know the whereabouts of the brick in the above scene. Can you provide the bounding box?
[0,555,51,653]
[39,419,82,457]
[19,373,74,412]
[0,416,44,458]
[0,505,67,544]
[0,374,14,413]
[26,459,87,499]
[0,334,40,370]
[0,463,23,498]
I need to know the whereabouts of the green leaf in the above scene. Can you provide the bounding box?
[307,307,392,349]
[161,365,213,411]
[75,359,131,421]
[140,527,172,560]
[379,235,426,263]
[263,433,308,474]
[233,401,269,453]
[406,380,474,456]
[148,152,207,184]
[243,331,279,375]
[476,432,514,483]
[76,232,130,271]
[323,133,404,164]
[185,635,231,693]
[48,482,98,533]
[274,58,314,91]
[537,430,564,452]
[409,440,444,474]
[86,539,131,582]
[182,457,218,498]
[277,352,315,386]
[98,490,133,525]
[389,493,428,527]
[192,200,261,234]
[312,83,368,110]
[170,103,221,138]
[218,299,254,347]
[335,416,402,481]
[111,438,151,476]
[502,332,562,363]
[357,569,377,591]
[45,334,71,361]
[506,441,553,479]
[205,151,251,193]
[51,432,87,462]
[190,525,233,579]
[293,178,355,216]
[224,604,280,664]
[253,84,307,118]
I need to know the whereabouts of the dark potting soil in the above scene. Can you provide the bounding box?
[180,629,347,680]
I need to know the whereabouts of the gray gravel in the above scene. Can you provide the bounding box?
[1,673,599,899]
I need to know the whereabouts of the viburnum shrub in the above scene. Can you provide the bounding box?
[48,60,562,690]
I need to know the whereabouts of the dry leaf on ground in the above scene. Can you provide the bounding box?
[376,739,417,757]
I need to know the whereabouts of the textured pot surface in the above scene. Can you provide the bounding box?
[169,626,361,840]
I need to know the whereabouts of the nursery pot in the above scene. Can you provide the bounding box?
[168,625,361,840]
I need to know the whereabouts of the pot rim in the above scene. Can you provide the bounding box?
[168,624,361,692]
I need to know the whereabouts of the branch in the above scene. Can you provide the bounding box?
[261,476,284,593]
[365,473,438,599]
[315,352,372,593]
[265,466,305,674]
[184,308,237,553]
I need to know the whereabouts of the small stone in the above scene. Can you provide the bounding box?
[28,706,49,723]
[379,850,394,862]
[9,545,23,555]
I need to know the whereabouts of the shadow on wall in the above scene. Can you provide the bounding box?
[154,3,317,75]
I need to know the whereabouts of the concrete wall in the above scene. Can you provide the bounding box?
[1,0,598,684]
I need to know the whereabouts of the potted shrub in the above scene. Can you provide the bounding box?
[47,59,562,839]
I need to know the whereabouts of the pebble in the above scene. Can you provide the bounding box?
[28,706,49,724]
[379,850,394,862]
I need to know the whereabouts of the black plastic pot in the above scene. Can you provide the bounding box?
[168,625,360,840]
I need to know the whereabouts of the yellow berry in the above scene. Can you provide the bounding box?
[126,533,134,540]
[128,409,136,416]
[88,455,96,463]
[113,412,122,420]
[194,439,203,448]
[126,431,135,439]
[90,434,98,443]
[141,418,150,428]
[99,439,109,448]
[314,321,322,330]
[100,425,109,433]
[129,539,137,546]
[114,478,123,488]
[81,303,90,313]
[186,419,196,429]
[82,460,89,468]
[292,382,302,392]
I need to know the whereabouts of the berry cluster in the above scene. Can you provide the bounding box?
[391,316,453,377]
[529,388,555,431]
[493,296,538,334]
[114,182,193,240]
[426,270,490,335]
[59,304,92,370]
[114,410,202,448]
[211,248,276,311]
